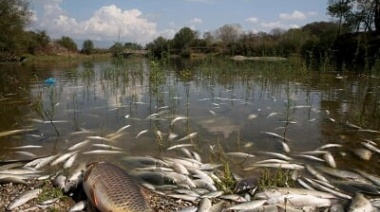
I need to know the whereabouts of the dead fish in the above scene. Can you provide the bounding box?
[87,136,114,142]
[171,116,189,125]
[14,151,37,157]
[348,193,373,212]
[63,153,78,169]
[303,177,351,199]
[68,140,90,151]
[53,174,67,190]
[167,144,194,151]
[167,194,198,202]
[256,151,293,161]
[361,142,380,154]
[305,164,329,183]
[225,200,267,211]
[261,131,291,142]
[178,206,198,212]
[247,114,258,120]
[219,194,248,203]
[323,152,336,168]
[136,129,148,139]
[176,132,198,142]
[198,197,212,212]
[24,154,58,169]
[51,151,77,166]
[82,150,123,155]
[200,190,224,198]
[168,132,179,141]
[83,161,153,212]
[6,188,42,210]
[352,148,373,161]
[0,128,34,138]
[92,143,122,150]
[317,143,343,150]
[115,124,131,134]
[316,166,365,181]
[266,112,279,118]
[292,154,325,162]
[353,169,380,187]
[11,145,42,150]
[68,200,87,212]
[225,152,255,159]
[245,163,304,170]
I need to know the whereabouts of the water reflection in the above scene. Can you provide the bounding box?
[0,58,379,176]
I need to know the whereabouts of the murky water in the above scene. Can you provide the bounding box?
[0,58,379,177]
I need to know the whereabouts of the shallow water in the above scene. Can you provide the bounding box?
[0,57,379,177]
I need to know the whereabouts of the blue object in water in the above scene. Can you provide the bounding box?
[44,77,56,85]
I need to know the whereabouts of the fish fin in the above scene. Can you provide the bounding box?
[84,162,98,182]
[91,185,98,206]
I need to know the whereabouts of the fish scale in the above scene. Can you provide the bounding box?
[83,161,153,212]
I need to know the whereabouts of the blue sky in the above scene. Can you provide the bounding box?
[29,0,331,47]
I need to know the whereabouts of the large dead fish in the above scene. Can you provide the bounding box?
[83,161,153,212]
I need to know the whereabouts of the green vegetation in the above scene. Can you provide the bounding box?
[81,39,94,55]
[38,185,66,203]
[258,168,295,190]
[1,0,379,72]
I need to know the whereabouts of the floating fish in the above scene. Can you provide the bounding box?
[136,129,148,139]
[87,136,114,142]
[171,116,189,125]
[176,132,198,142]
[0,129,34,138]
[82,150,123,155]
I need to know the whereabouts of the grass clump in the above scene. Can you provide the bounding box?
[214,161,237,194]
[258,168,295,190]
[37,185,66,203]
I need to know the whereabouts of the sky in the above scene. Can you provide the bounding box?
[29,0,332,48]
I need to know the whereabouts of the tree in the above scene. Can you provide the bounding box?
[56,36,78,52]
[109,42,124,57]
[146,36,170,58]
[172,27,197,54]
[328,0,380,34]
[82,39,94,54]
[0,0,32,53]
[215,24,243,43]
[124,42,142,50]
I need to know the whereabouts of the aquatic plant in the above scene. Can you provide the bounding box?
[258,168,295,190]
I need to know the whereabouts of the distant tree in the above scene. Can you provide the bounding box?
[56,36,78,52]
[0,0,32,53]
[172,27,198,55]
[82,39,94,54]
[109,42,124,57]
[124,42,143,50]
[215,24,243,43]
[146,36,170,58]
[22,30,50,54]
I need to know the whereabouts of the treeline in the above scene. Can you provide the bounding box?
[146,21,379,72]
[146,0,380,72]
[1,0,379,72]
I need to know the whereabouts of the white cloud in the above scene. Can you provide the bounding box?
[190,18,203,24]
[260,21,299,30]
[261,21,285,29]
[246,17,259,23]
[279,10,306,20]
[32,2,158,45]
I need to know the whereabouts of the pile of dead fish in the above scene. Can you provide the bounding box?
[1,132,380,212]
